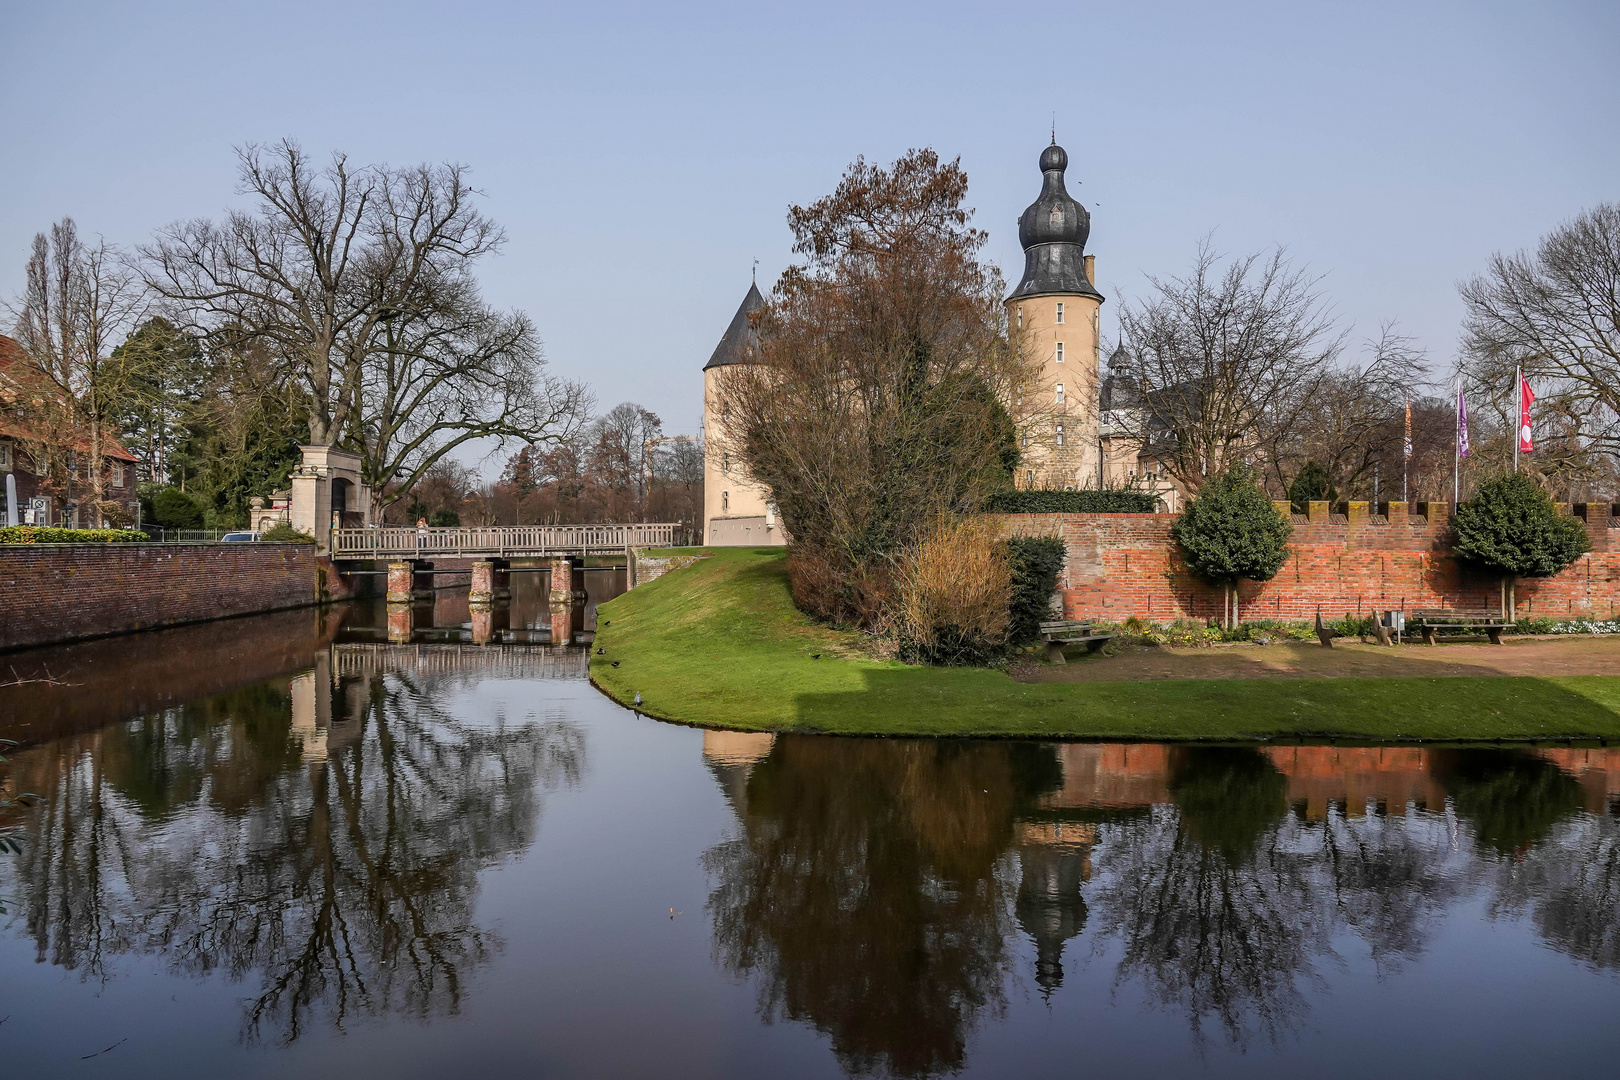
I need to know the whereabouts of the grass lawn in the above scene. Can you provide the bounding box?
[589,547,1620,740]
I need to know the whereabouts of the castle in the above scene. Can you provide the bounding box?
[701,142,1180,545]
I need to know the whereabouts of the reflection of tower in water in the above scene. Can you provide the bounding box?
[1014,821,1094,995]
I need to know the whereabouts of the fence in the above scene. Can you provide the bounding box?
[137,525,244,543]
[328,523,680,559]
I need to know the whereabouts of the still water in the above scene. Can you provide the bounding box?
[3,601,1620,1077]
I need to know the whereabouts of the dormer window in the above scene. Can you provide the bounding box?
[1055,342,1064,364]
[1055,383,1065,405]
[1055,303,1065,324]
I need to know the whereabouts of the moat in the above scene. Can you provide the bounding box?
[3,599,1620,1077]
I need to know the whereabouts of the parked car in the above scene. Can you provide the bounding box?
[221,531,259,542]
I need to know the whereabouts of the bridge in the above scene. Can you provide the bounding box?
[328,523,680,561]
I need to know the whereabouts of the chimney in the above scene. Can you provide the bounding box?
[1083,254,1096,289]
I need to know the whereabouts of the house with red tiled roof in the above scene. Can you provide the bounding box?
[0,333,140,526]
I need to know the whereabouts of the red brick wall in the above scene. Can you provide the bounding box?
[995,512,1620,623]
[0,543,320,651]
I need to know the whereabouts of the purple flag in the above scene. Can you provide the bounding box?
[1457,382,1470,458]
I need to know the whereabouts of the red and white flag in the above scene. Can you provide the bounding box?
[1518,374,1536,453]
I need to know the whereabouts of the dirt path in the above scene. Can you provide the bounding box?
[1013,636,1620,683]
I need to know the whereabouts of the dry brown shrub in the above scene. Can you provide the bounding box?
[788,544,893,627]
[892,516,1011,665]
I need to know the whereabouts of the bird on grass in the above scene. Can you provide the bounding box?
[634,692,643,706]
[811,654,821,660]
[596,647,604,655]
[611,660,621,667]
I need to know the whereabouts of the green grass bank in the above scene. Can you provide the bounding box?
[589,547,1620,741]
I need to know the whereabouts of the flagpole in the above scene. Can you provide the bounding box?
[1454,375,1460,506]
[1514,365,1520,474]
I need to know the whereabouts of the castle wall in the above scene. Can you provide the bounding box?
[994,507,1620,623]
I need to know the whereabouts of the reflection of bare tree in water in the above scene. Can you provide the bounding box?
[1486,816,1620,970]
[5,664,583,1044]
[703,737,1060,1079]
[1090,748,1472,1050]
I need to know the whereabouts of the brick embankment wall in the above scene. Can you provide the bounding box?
[0,543,322,651]
[994,509,1620,623]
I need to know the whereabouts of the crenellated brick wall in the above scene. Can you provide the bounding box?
[0,543,324,652]
[995,502,1620,623]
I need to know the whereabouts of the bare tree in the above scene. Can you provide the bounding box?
[6,219,145,524]
[1461,203,1620,468]
[1261,323,1430,498]
[140,140,585,507]
[1112,240,1343,493]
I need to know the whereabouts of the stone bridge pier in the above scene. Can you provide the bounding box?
[549,556,587,646]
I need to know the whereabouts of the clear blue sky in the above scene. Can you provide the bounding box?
[3,1,1615,468]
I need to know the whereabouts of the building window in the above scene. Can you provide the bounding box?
[722,491,729,512]
[1055,383,1065,404]
[110,461,124,487]
[0,441,10,470]
[1055,423,1065,446]
[1026,469,1034,486]
[1055,341,1064,364]
[722,452,730,471]
[1021,431,1029,448]
[1055,302,1064,324]
[1016,306,1023,329]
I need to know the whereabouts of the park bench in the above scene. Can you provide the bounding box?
[1038,620,1114,663]
[1410,608,1508,646]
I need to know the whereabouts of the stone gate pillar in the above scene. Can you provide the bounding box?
[470,560,495,608]
[549,556,577,646]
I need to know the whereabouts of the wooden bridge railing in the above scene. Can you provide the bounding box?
[329,523,679,559]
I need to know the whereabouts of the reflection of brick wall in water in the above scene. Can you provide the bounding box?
[994,509,1620,622]
[1033,743,1620,818]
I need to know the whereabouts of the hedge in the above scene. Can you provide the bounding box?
[1005,536,1066,645]
[0,526,148,544]
[983,489,1159,514]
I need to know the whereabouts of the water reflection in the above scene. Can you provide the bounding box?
[3,644,584,1044]
[704,738,1620,1063]
[7,630,1620,1076]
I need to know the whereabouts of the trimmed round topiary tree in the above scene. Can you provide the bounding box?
[1452,471,1590,620]
[1172,464,1292,628]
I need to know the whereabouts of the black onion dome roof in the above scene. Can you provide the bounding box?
[1009,143,1103,302]
[703,282,767,370]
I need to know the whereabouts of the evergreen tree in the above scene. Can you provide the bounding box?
[1452,471,1590,618]
[1172,464,1292,627]
[1286,460,1337,514]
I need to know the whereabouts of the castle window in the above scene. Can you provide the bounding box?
[1055,423,1065,446]
[0,442,10,470]
[1021,431,1029,448]
[1055,383,1065,404]
[1055,342,1064,364]
[722,491,729,512]
[722,452,730,471]
[1055,302,1064,324]
[1026,470,1034,486]
[1016,306,1023,329]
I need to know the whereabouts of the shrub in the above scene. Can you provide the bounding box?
[428,509,461,527]
[0,526,146,544]
[1286,460,1337,514]
[1172,464,1292,628]
[260,522,316,544]
[1005,536,1066,646]
[149,486,205,529]
[894,517,1012,666]
[1452,472,1589,619]
[984,489,1158,514]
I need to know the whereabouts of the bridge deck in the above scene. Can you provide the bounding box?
[329,523,679,560]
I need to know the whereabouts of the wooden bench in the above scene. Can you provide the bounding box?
[1038,620,1114,663]
[1410,608,1508,645]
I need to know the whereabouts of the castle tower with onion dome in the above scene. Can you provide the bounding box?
[1005,142,1104,490]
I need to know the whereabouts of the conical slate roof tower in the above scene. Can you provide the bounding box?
[701,281,787,546]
